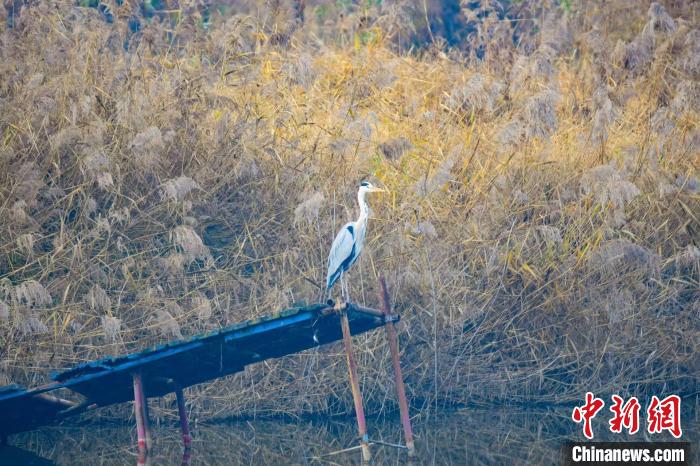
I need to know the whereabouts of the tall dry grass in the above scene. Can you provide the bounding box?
[0,0,698,421]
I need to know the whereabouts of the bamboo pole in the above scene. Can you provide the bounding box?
[339,310,372,464]
[34,393,76,409]
[132,372,148,462]
[175,386,192,449]
[379,276,416,458]
[57,400,98,418]
[181,448,192,466]
[140,379,152,452]
[349,303,385,318]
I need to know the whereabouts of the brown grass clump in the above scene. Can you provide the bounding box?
[0,0,697,422]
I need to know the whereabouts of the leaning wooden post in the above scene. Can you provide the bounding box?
[141,388,153,453]
[134,375,153,454]
[339,308,372,464]
[174,385,192,449]
[132,372,148,462]
[378,276,416,458]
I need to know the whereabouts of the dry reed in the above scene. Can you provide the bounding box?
[0,0,697,422]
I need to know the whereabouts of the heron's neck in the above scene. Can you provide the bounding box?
[357,190,369,223]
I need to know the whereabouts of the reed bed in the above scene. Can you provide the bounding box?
[0,0,697,421]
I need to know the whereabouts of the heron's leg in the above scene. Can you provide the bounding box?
[344,272,351,303]
[340,272,346,302]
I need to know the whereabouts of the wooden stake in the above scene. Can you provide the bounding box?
[339,310,372,464]
[379,276,416,458]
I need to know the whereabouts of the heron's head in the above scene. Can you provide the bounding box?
[359,181,385,194]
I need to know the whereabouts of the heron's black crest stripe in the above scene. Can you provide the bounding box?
[360,181,369,187]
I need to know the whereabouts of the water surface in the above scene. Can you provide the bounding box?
[4,406,698,465]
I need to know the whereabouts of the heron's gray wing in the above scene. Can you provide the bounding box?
[326,222,356,289]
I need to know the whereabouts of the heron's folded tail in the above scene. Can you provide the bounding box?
[326,273,338,291]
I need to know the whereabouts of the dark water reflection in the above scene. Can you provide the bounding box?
[4,407,698,465]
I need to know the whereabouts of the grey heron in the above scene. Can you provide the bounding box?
[326,181,385,301]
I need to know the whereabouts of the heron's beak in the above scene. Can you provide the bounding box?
[370,187,387,193]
